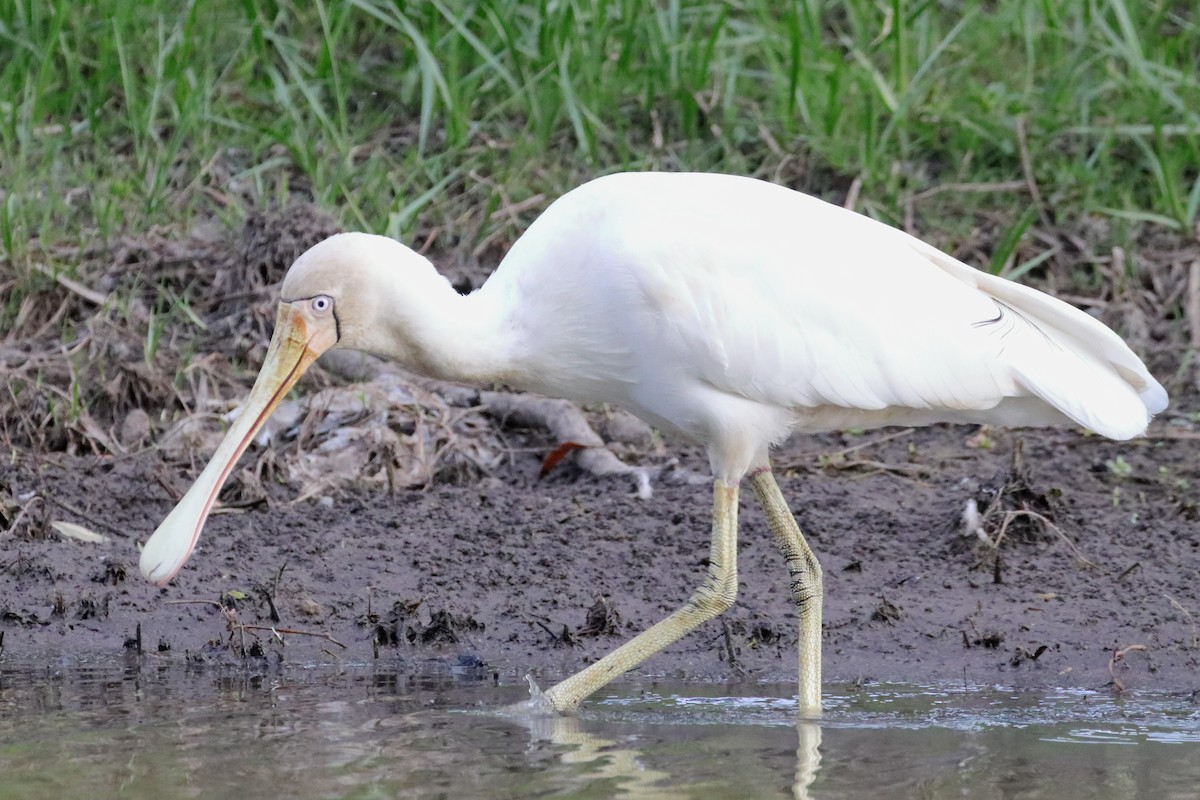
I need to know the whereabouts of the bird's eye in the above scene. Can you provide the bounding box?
[311,295,332,314]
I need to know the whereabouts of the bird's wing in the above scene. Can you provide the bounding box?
[644,220,1011,413]
[625,181,1160,439]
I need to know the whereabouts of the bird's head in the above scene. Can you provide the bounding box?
[138,232,434,585]
[277,231,442,356]
[278,232,453,367]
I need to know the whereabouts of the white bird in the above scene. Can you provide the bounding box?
[139,172,1167,714]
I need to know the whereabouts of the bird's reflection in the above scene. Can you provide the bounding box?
[794,718,823,799]
[513,700,824,799]
[524,713,676,799]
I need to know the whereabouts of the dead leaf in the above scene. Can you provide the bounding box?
[51,520,108,544]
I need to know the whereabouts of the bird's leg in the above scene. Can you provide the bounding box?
[749,469,823,714]
[539,480,739,713]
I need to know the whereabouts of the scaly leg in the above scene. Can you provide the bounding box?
[749,469,823,714]
[540,480,740,713]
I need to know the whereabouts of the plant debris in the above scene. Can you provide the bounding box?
[578,596,621,637]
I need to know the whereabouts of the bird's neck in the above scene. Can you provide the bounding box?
[380,272,518,386]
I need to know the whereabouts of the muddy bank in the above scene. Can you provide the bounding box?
[3,198,1197,701]
[3,421,1197,700]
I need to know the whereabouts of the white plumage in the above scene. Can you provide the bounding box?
[340,172,1162,477]
[140,171,1166,714]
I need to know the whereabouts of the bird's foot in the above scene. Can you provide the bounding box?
[500,674,570,717]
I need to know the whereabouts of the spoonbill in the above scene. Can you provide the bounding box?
[139,172,1166,714]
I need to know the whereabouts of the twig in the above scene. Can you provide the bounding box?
[1115,562,1141,581]
[164,598,346,648]
[720,618,750,677]
[1187,261,1200,387]
[828,428,916,458]
[5,493,44,539]
[844,176,862,213]
[991,509,1101,571]
[909,180,1027,202]
[1164,594,1198,650]
[41,494,128,537]
[1072,429,1200,441]
[488,192,546,222]
[780,429,926,480]
[1108,644,1148,693]
[469,170,545,257]
[520,610,577,647]
[29,261,109,306]
[1015,116,1051,227]
[237,624,346,648]
[824,458,931,479]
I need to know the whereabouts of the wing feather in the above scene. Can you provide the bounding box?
[606,174,1162,439]
[504,172,1164,443]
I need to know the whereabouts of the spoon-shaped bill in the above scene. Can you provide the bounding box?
[139,303,330,585]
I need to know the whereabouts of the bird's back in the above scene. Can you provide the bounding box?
[487,172,1164,471]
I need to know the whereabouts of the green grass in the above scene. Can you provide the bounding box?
[2,0,1199,281]
[1,0,1196,454]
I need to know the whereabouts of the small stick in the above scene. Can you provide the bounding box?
[164,599,346,648]
[42,495,127,537]
[992,509,1102,572]
[1107,644,1148,693]
[844,176,862,213]
[237,624,347,649]
[719,619,750,677]
[827,458,930,478]
[1015,116,1051,227]
[827,428,916,458]
[1164,594,1198,649]
[29,261,109,306]
[1188,260,1200,389]
[909,180,1027,202]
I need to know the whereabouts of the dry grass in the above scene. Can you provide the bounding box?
[3,1,1199,500]
[3,205,336,455]
[0,200,527,512]
[3,200,1196,503]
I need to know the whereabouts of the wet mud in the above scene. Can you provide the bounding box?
[4,422,1197,699]
[3,208,1198,698]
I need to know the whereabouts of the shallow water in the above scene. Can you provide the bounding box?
[1,659,1197,799]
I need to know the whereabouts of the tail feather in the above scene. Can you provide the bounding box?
[1011,349,1154,440]
[909,238,1167,438]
